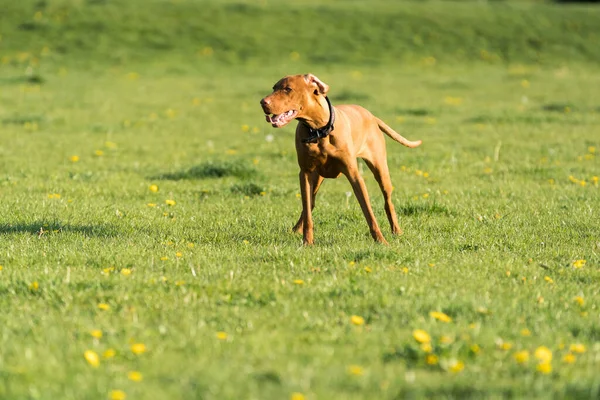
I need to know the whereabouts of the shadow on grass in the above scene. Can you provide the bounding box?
[397,202,454,216]
[0,222,119,238]
[151,160,257,181]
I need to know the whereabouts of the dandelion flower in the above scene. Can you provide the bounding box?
[520,328,531,337]
[149,184,159,193]
[90,329,103,339]
[70,155,80,162]
[241,124,250,132]
[470,344,481,354]
[290,393,305,400]
[84,350,100,367]
[216,332,228,340]
[103,349,116,359]
[98,303,110,311]
[147,203,156,207]
[574,296,585,306]
[347,365,364,376]
[563,353,576,364]
[570,344,586,354]
[440,335,453,344]
[165,199,176,206]
[350,315,365,326]
[544,276,554,284]
[109,390,127,400]
[293,279,304,285]
[572,259,586,269]
[420,343,433,353]
[534,346,552,363]
[130,343,146,355]
[160,256,169,261]
[94,150,104,157]
[514,350,529,364]
[429,311,452,323]
[127,371,143,382]
[29,281,39,291]
[120,268,132,276]
[413,329,431,344]
[448,360,464,373]
[536,362,552,374]
[426,354,439,365]
[176,252,183,258]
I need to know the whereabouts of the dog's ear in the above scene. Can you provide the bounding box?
[304,74,329,96]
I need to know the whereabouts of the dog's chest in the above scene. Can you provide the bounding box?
[300,143,343,178]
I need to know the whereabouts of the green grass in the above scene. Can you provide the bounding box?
[1,0,600,399]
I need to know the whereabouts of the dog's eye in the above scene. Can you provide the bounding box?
[284,87,292,93]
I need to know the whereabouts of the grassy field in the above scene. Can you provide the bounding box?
[1,0,600,399]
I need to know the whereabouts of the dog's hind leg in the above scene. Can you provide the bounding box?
[363,157,402,235]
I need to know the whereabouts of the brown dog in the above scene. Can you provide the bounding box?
[260,74,421,245]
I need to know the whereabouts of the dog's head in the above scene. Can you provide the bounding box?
[260,74,329,128]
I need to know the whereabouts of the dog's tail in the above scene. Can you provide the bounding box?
[376,118,422,148]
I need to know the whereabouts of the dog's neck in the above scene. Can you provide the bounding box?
[299,96,331,130]
[299,96,335,144]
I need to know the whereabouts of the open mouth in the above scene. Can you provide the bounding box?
[265,110,298,128]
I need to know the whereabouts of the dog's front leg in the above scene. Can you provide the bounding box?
[299,170,314,245]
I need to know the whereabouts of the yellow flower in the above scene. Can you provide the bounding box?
[293,279,305,285]
[241,124,250,132]
[176,252,183,258]
[90,329,103,339]
[130,343,146,355]
[444,96,463,106]
[149,184,159,193]
[514,350,529,364]
[420,343,433,353]
[440,335,453,344]
[187,242,194,248]
[470,344,481,354]
[563,353,576,364]
[109,390,127,400]
[536,362,552,374]
[449,360,464,373]
[160,256,169,261]
[520,328,531,337]
[127,371,143,382]
[364,266,372,273]
[413,329,431,343]
[425,354,439,365]
[165,109,176,119]
[103,349,116,359]
[572,259,586,269]
[401,267,409,274]
[534,346,552,363]
[290,393,305,400]
[347,365,364,376]
[429,311,452,323]
[350,315,365,326]
[216,331,228,340]
[29,281,39,291]
[70,155,80,162]
[570,343,586,354]
[147,203,156,207]
[175,280,185,286]
[47,193,61,199]
[98,303,110,311]
[544,276,554,284]
[0,265,3,271]
[94,150,104,156]
[165,199,176,206]
[120,268,132,276]
[574,296,585,306]
[521,79,530,88]
[498,341,512,351]
[84,350,100,367]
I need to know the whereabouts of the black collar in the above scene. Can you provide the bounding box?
[301,96,335,143]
